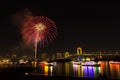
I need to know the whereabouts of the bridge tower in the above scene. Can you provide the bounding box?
[65,52,70,58]
[77,47,82,55]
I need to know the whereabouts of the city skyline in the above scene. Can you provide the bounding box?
[0,1,120,55]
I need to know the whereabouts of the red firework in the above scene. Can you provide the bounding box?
[21,16,57,47]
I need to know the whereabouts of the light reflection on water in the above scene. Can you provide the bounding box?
[110,62,120,79]
[35,61,120,79]
[0,61,120,79]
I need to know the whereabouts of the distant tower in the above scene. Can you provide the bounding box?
[77,47,82,55]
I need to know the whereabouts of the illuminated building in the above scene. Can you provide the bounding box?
[56,53,62,59]
[77,47,82,55]
[41,53,46,61]
[11,53,16,58]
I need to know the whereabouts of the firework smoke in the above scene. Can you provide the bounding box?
[11,8,33,27]
[11,9,57,63]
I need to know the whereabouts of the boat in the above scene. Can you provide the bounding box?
[81,61,100,67]
[109,61,120,64]
[72,61,81,65]
[82,64,100,67]
[46,62,54,66]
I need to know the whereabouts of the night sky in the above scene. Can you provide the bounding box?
[0,1,120,55]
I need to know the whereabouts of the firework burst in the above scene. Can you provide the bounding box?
[21,16,57,60]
